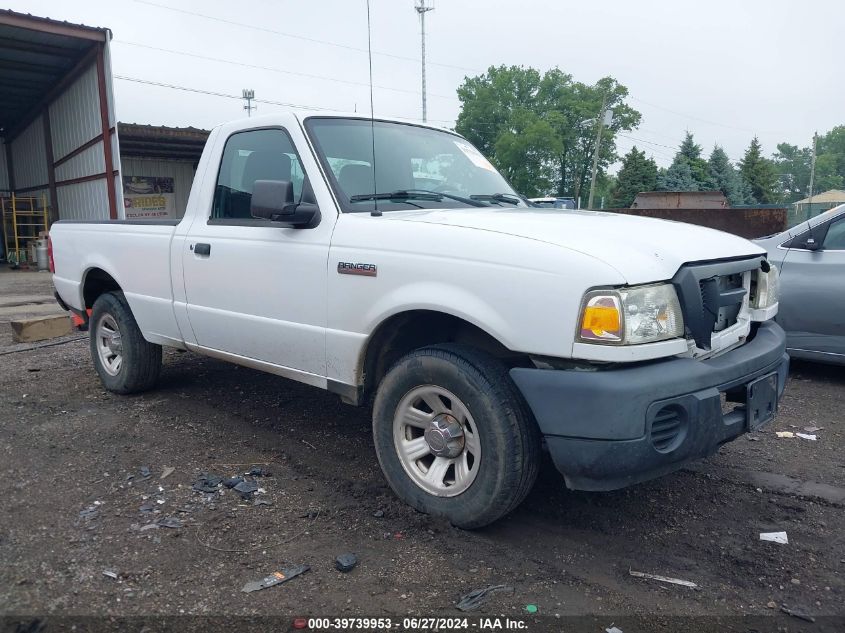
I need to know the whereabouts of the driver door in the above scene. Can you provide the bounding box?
[181,125,334,383]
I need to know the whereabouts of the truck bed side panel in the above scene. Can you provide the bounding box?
[51,221,183,346]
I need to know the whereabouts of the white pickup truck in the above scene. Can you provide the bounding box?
[51,112,789,528]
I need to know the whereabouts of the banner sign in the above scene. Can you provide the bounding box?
[123,176,176,219]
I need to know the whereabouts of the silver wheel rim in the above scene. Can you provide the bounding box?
[95,314,123,376]
[393,385,481,497]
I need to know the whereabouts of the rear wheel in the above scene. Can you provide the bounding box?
[373,344,540,529]
[90,291,161,394]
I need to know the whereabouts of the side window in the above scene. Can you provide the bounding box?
[822,217,845,250]
[211,128,305,220]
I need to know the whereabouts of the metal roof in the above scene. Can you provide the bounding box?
[793,189,845,205]
[0,9,109,134]
[117,123,210,161]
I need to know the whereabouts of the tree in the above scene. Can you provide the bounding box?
[708,146,750,206]
[772,143,812,203]
[739,137,778,203]
[657,160,699,191]
[493,110,562,196]
[593,173,617,208]
[456,66,544,159]
[610,146,657,207]
[677,132,712,189]
[655,132,713,193]
[455,66,640,201]
[817,125,845,185]
[772,128,845,202]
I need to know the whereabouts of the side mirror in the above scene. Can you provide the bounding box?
[250,180,320,228]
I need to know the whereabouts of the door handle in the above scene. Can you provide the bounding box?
[193,243,211,256]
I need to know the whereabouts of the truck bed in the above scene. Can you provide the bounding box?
[50,219,184,347]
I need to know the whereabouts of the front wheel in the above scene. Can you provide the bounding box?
[90,291,162,394]
[372,344,540,529]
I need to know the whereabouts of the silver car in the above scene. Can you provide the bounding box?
[755,204,845,365]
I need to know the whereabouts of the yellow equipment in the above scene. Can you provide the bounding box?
[1,194,49,266]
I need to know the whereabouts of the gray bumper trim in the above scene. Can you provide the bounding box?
[509,322,789,491]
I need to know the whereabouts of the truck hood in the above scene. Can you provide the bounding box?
[383,208,765,284]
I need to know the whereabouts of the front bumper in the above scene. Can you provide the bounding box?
[510,321,789,491]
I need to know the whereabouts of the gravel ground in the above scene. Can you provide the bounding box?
[1,269,843,632]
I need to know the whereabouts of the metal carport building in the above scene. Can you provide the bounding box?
[0,10,120,261]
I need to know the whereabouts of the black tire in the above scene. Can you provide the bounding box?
[373,344,540,529]
[89,291,162,394]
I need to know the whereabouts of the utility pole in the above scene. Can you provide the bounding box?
[242,89,256,117]
[587,94,610,210]
[415,0,434,122]
[807,131,818,215]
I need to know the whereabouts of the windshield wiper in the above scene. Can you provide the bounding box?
[350,190,440,203]
[469,193,522,205]
[406,189,489,207]
[350,189,488,208]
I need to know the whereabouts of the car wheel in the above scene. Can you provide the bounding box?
[373,344,540,529]
[90,291,162,394]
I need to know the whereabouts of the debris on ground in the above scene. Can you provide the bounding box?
[372,509,385,518]
[79,505,99,520]
[233,480,259,499]
[455,585,514,612]
[629,570,697,588]
[139,503,154,513]
[766,601,777,609]
[248,467,271,477]
[139,523,159,532]
[253,499,272,507]
[803,426,823,433]
[139,466,151,479]
[160,466,175,480]
[775,431,795,438]
[746,435,760,441]
[335,553,358,573]
[606,627,624,633]
[795,433,817,441]
[157,516,183,529]
[241,564,310,593]
[102,570,118,580]
[192,473,223,493]
[780,606,816,623]
[524,604,539,614]
[760,531,788,544]
[223,476,244,489]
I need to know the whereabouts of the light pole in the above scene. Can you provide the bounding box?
[242,89,256,117]
[587,96,612,210]
[415,0,434,122]
[807,131,818,218]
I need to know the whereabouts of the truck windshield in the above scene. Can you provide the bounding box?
[305,117,526,212]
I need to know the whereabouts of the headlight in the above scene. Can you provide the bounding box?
[579,283,684,345]
[751,265,779,309]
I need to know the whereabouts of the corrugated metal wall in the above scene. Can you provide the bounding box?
[11,115,48,190]
[121,157,196,218]
[0,138,8,191]
[57,179,109,221]
[49,65,101,162]
[54,142,105,182]
[49,63,111,220]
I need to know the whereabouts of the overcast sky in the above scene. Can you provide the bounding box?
[10,0,844,168]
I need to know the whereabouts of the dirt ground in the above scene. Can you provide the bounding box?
[1,269,843,632]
